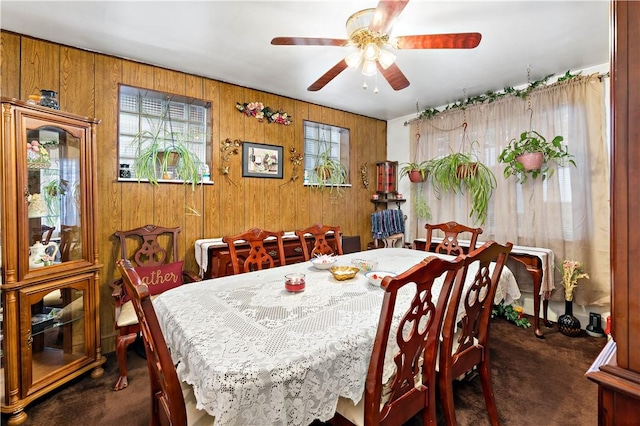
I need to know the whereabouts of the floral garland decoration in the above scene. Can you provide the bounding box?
[561,259,589,301]
[236,102,292,125]
[417,70,586,120]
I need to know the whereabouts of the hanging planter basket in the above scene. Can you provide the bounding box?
[456,162,479,179]
[408,169,426,183]
[516,152,544,171]
[157,151,180,168]
[315,166,331,181]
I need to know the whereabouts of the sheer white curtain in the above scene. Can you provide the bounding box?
[409,75,609,305]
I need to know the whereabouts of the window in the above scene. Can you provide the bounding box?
[303,120,350,186]
[117,85,211,183]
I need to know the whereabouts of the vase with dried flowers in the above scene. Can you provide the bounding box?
[557,259,589,337]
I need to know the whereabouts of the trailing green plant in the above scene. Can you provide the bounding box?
[399,160,431,182]
[492,301,531,328]
[497,130,575,184]
[416,70,582,120]
[311,143,348,197]
[42,178,69,216]
[428,144,496,225]
[131,106,204,190]
[413,193,431,220]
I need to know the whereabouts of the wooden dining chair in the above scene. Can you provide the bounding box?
[295,223,343,261]
[222,227,286,274]
[31,224,55,245]
[111,224,201,391]
[116,259,215,426]
[59,224,81,262]
[424,221,483,256]
[438,240,513,426]
[331,255,465,426]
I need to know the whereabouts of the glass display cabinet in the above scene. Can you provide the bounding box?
[1,98,104,425]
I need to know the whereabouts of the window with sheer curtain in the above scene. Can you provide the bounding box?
[409,74,609,306]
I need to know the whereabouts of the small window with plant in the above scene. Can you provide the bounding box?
[117,85,212,189]
[302,120,350,195]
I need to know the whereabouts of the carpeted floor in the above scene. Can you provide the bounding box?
[5,317,606,426]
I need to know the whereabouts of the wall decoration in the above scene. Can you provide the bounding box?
[289,147,304,180]
[236,102,292,125]
[360,163,369,189]
[409,70,596,123]
[242,142,284,179]
[219,138,241,186]
[220,138,241,163]
[281,147,304,187]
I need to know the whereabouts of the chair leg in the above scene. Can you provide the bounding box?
[438,371,458,426]
[478,357,500,426]
[113,332,137,391]
[422,391,439,426]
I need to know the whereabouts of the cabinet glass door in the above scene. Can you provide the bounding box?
[25,123,83,270]
[22,284,88,394]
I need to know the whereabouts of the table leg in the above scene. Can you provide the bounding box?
[527,266,545,339]
[510,254,551,339]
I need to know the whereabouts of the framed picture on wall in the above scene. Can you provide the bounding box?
[242,142,284,179]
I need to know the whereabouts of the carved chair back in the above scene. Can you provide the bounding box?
[60,224,81,262]
[111,224,200,391]
[32,224,55,245]
[294,224,343,261]
[425,221,483,256]
[333,255,464,426]
[438,240,513,426]
[222,228,286,275]
[116,224,181,267]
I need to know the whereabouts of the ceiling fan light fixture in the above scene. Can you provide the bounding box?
[377,49,396,69]
[362,59,378,76]
[363,43,379,61]
[346,9,375,38]
[345,50,364,68]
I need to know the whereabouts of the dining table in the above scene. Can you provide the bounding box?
[153,248,521,426]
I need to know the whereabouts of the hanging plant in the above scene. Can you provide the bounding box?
[236,102,292,125]
[400,161,431,183]
[43,178,69,216]
[497,130,575,184]
[131,104,204,189]
[428,140,496,225]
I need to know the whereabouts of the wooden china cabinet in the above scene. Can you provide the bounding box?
[0,98,105,425]
[586,2,640,423]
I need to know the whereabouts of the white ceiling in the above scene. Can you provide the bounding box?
[0,1,610,121]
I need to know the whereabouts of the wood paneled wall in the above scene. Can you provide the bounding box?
[1,31,387,353]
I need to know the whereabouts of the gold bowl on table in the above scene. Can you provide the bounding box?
[329,266,360,281]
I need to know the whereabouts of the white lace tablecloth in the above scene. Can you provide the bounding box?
[154,248,519,426]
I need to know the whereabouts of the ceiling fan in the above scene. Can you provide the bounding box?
[271,0,482,92]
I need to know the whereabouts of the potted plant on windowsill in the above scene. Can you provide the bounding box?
[131,108,204,189]
[428,144,497,225]
[497,130,575,184]
[400,161,431,183]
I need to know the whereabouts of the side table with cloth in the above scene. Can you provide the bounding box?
[153,248,520,426]
[414,237,555,338]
